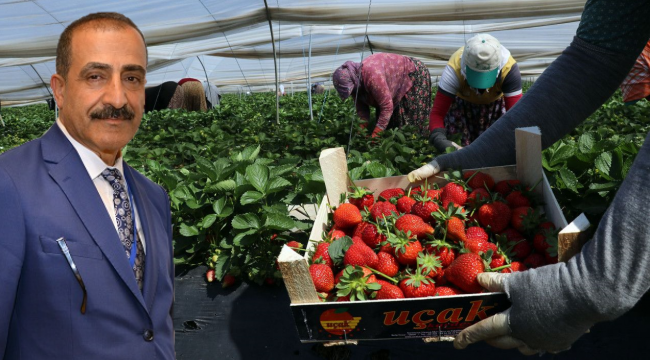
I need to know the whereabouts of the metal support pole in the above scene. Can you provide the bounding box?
[263,0,280,124]
[307,32,314,121]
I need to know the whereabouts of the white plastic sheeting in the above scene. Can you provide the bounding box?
[0,0,586,106]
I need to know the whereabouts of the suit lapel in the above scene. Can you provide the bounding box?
[123,165,159,312]
[42,124,147,310]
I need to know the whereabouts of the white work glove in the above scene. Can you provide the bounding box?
[453,273,540,356]
[407,159,440,183]
[451,142,463,150]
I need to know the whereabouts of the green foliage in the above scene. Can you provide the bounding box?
[0,104,54,153]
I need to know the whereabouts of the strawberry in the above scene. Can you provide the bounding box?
[222,274,236,288]
[501,261,527,273]
[361,223,386,249]
[335,266,380,301]
[369,201,398,221]
[435,286,463,296]
[411,200,439,224]
[499,228,525,243]
[464,237,490,255]
[343,242,379,268]
[510,206,540,234]
[494,179,521,197]
[466,226,489,243]
[417,253,442,278]
[399,272,437,298]
[375,251,400,277]
[463,171,495,191]
[312,242,334,268]
[433,204,467,243]
[287,240,303,250]
[310,263,335,292]
[206,269,215,283]
[375,279,405,299]
[441,182,468,209]
[327,228,347,241]
[395,214,434,240]
[424,189,443,201]
[447,217,467,243]
[467,188,490,208]
[352,221,371,238]
[333,203,362,229]
[348,186,375,211]
[445,253,486,293]
[505,190,531,209]
[424,239,457,268]
[396,196,417,214]
[510,239,532,260]
[523,253,546,269]
[478,201,511,233]
[533,227,558,253]
[489,253,507,269]
[387,230,423,266]
[379,188,405,201]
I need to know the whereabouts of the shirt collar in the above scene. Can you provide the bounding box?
[56,118,125,180]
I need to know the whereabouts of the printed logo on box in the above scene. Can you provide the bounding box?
[319,308,361,335]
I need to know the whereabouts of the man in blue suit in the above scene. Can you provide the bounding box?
[0,12,175,359]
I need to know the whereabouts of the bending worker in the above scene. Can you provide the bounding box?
[429,34,522,152]
[333,53,432,137]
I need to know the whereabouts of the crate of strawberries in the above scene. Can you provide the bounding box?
[278,127,590,343]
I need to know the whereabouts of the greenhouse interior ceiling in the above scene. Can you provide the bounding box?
[0,0,586,106]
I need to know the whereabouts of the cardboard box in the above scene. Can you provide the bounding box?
[278,127,590,344]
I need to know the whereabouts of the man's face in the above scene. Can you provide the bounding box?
[52,24,147,163]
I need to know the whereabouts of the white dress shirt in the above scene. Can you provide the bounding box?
[57,119,146,254]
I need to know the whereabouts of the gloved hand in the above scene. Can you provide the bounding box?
[429,128,457,152]
[453,273,539,355]
[371,127,382,138]
[407,159,440,183]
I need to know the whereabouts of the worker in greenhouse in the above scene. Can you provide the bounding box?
[408,0,650,355]
[332,53,432,137]
[428,33,522,152]
[144,81,185,112]
[179,77,207,111]
[620,39,650,105]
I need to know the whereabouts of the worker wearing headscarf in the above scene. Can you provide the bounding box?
[428,34,522,152]
[333,53,432,137]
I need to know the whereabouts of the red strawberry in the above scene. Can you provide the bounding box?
[466,226,489,243]
[328,228,347,241]
[348,187,375,211]
[505,190,531,209]
[510,239,532,260]
[396,196,417,214]
[425,240,457,268]
[464,237,490,255]
[478,201,512,233]
[411,200,439,224]
[533,227,558,253]
[399,273,437,298]
[375,279,405,299]
[222,274,236,288]
[343,242,378,268]
[447,217,467,243]
[510,206,540,234]
[467,188,490,208]
[287,240,303,250]
[435,286,463,296]
[445,253,486,293]
[523,253,546,269]
[375,251,400,277]
[379,188,405,201]
[494,179,521,197]
[310,263,335,292]
[369,201,398,221]
[424,189,443,201]
[387,230,423,266]
[489,253,506,269]
[441,182,468,209]
[333,203,362,229]
[352,221,370,238]
[501,261,528,273]
[417,253,443,278]
[312,242,334,268]
[500,228,525,243]
[395,214,434,239]
[361,223,386,249]
[463,171,495,191]
[206,269,215,283]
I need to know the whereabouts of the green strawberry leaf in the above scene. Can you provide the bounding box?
[263,213,295,231]
[231,213,261,230]
[329,236,354,266]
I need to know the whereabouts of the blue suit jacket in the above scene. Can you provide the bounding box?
[0,124,175,359]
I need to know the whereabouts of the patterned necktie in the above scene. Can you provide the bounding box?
[101,168,145,290]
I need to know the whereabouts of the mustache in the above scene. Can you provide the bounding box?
[89,105,135,120]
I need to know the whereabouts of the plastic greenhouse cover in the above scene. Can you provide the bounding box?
[0,0,585,106]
